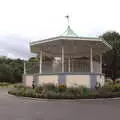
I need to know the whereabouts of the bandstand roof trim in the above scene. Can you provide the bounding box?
[30,35,112,57]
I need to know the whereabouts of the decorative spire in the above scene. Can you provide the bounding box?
[60,15,78,37]
[65,15,70,27]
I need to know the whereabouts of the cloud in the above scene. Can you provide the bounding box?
[0,35,34,60]
[0,0,120,59]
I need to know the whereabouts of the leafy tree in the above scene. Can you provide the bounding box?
[0,55,54,83]
[28,55,54,62]
[0,57,24,83]
[28,57,39,62]
[0,63,14,83]
[101,31,120,81]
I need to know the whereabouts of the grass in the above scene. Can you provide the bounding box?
[0,82,22,88]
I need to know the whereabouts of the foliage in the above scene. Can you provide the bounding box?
[0,82,9,86]
[8,83,120,99]
[102,83,120,92]
[35,86,43,93]
[101,31,120,81]
[42,84,57,91]
[14,84,25,89]
[28,55,54,62]
[0,63,14,83]
[58,85,66,92]
[0,82,14,87]
[0,57,24,83]
[0,55,54,83]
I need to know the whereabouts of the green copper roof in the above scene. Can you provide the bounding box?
[61,25,78,37]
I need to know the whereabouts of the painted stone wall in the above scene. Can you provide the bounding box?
[23,75,33,87]
[37,75,58,85]
[23,74,104,88]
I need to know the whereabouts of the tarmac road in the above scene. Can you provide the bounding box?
[0,88,120,120]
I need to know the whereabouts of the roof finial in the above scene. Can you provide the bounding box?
[61,15,78,37]
[65,15,70,27]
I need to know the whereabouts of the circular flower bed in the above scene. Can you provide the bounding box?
[8,84,120,99]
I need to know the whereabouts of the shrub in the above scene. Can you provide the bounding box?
[66,86,89,97]
[8,83,120,99]
[14,84,25,89]
[35,86,43,93]
[42,84,57,92]
[24,89,36,97]
[43,91,57,98]
[0,82,9,87]
[112,84,120,92]
[8,89,22,96]
[67,87,79,96]
[102,83,120,92]
[78,86,89,96]
[58,85,66,93]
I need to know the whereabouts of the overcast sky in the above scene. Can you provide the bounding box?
[0,0,120,59]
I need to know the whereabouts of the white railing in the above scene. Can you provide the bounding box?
[25,59,100,74]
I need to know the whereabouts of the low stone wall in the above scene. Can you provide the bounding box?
[23,73,105,88]
[37,75,58,86]
[23,74,34,87]
[66,75,90,88]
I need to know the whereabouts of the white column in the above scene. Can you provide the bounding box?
[23,61,26,74]
[90,48,93,72]
[100,54,102,73]
[39,50,42,74]
[68,57,71,72]
[61,46,64,72]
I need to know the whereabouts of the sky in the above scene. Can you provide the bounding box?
[0,0,120,60]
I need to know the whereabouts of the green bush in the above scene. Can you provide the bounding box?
[102,83,120,92]
[35,86,43,93]
[67,87,79,96]
[112,84,120,92]
[24,89,36,97]
[14,84,24,89]
[58,85,66,93]
[0,82,14,87]
[42,84,58,93]
[0,82,9,86]
[8,89,21,96]
[66,86,89,97]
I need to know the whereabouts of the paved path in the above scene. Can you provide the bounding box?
[0,88,120,120]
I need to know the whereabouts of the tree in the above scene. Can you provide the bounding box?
[0,57,24,83]
[28,55,54,62]
[0,63,14,83]
[101,31,120,81]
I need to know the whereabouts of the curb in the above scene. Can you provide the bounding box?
[13,95,120,102]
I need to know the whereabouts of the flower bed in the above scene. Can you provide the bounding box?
[8,84,120,99]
